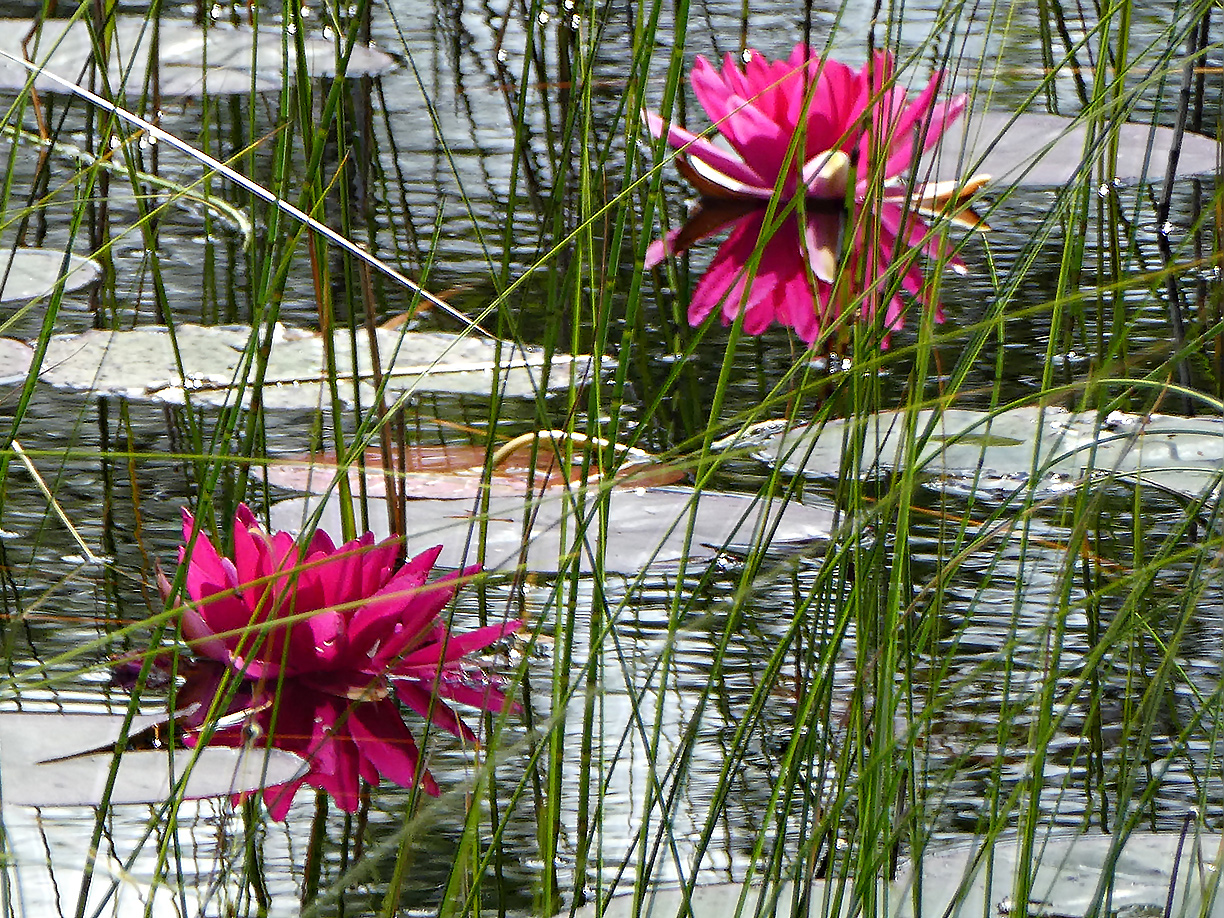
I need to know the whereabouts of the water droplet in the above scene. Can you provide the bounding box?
[537,10,551,24]
[496,48,508,64]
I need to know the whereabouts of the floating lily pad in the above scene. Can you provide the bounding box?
[270,486,835,575]
[0,16,396,96]
[31,323,600,406]
[266,443,686,499]
[756,406,1224,499]
[578,832,1224,918]
[0,711,306,806]
[925,111,1220,186]
[0,248,101,303]
[0,338,33,383]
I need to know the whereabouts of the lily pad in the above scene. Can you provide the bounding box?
[0,711,306,806]
[576,831,1224,918]
[756,406,1224,499]
[0,338,32,383]
[31,323,601,406]
[0,248,101,303]
[0,16,396,96]
[924,111,1220,186]
[269,486,836,575]
[266,443,686,499]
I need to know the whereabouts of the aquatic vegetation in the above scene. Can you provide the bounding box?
[645,46,978,347]
[158,505,518,817]
[2,0,1220,912]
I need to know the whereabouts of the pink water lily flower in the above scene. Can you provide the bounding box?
[172,505,515,685]
[645,45,985,347]
[178,665,452,820]
[158,504,519,817]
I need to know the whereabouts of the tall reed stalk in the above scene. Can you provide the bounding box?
[0,1,1222,916]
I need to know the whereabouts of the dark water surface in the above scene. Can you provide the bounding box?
[1,1,1221,915]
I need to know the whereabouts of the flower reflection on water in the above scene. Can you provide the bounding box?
[645,45,988,348]
[143,505,518,819]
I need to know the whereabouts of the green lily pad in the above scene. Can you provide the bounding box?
[755,406,1224,499]
[0,710,306,806]
[31,323,600,406]
[0,248,101,303]
[265,443,686,499]
[0,16,396,96]
[0,338,33,383]
[577,831,1224,918]
[270,486,836,575]
[925,111,1220,187]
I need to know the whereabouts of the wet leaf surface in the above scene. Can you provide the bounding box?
[22,324,600,405]
[0,16,396,95]
[265,443,687,499]
[756,406,1224,499]
[0,248,101,303]
[580,832,1224,918]
[925,110,1220,186]
[0,338,32,383]
[0,711,306,806]
[270,486,836,575]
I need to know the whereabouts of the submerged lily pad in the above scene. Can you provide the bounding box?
[0,247,101,303]
[266,443,686,499]
[925,111,1220,186]
[0,16,396,96]
[270,486,835,575]
[756,406,1224,499]
[0,711,306,806]
[579,831,1224,918]
[29,323,600,406]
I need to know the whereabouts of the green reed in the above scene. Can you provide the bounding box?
[1,0,1223,916]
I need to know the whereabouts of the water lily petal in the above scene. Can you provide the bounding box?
[395,621,519,670]
[691,55,793,179]
[349,703,428,790]
[801,150,850,200]
[643,110,769,191]
[395,681,475,742]
[802,209,841,284]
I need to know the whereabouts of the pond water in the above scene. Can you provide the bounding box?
[1,1,1222,916]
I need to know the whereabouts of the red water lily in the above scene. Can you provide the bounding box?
[156,504,518,817]
[646,45,985,347]
[176,664,447,819]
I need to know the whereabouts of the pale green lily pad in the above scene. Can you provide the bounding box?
[270,486,836,575]
[0,711,306,806]
[0,338,33,383]
[756,406,1224,499]
[0,248,101,303]
[31,323,600,406]
[924,111,1220,186]
[579,831,1224,918]
[0,16,396,96]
